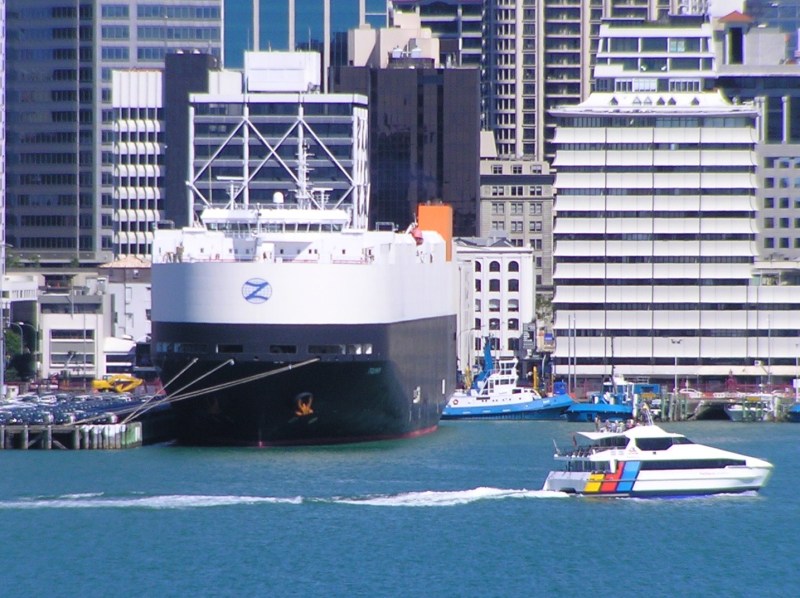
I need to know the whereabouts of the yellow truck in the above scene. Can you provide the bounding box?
[91,373,143,393]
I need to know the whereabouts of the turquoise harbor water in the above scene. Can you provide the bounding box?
[1,420,797,597]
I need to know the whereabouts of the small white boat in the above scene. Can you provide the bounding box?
[542,422,773,498]
[724,399,773,422]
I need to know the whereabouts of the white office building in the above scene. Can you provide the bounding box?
[551,16,780,388]
[453,237,536,376]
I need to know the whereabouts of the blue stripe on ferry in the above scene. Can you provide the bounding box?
[617,481,634,493]
[620,461,640,481]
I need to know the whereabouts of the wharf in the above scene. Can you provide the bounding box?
[658,393,791,422]
[0,422,142,450]
[0,390,175,448]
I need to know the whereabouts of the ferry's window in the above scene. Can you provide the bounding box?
[269,345,297,354]
[635,437,673,451]
[217,344,243,353]
[363,344,373,355]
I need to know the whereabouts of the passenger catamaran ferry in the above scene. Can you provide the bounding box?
[542,423,773,498]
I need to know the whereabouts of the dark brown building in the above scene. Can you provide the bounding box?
[331,63,480,236]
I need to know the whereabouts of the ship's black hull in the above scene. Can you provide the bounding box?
[153,317,455,446]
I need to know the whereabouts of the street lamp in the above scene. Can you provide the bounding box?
[670,338,682,395]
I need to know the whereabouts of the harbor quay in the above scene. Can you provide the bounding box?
[0,391,174,450]
[0,423,142,450]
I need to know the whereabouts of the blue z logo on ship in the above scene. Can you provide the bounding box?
[242,278,272,304]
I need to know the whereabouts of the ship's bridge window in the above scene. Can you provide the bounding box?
[269,344,297,354]
[309,344,346,355]
[175,343,208,354]
[217,344,243,353]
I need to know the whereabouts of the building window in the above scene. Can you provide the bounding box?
[511,202,523,215]
[508,279,519,292]
[508,299,519,312]
[512,165,522,174]
[475,279,482,292]
[764,198,775,209]
[492,165,502,174]
[489,279,500,292]
[489,318,501,331]
[474,261,482,272]
[508,318,519,331]
[489,261,501,272]
[508,338,520,351]
[508,261,519,272]
[489,299,500,312]
[764,238,775,249]
[475,299,481,312]
[764,218,775,229]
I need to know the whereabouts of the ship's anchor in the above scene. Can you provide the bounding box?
[295,392,314,417]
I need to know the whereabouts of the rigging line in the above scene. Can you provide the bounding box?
[119,357,201,424]
[163,358,321,405]
[120,358,234,424]
[128,358,320,422]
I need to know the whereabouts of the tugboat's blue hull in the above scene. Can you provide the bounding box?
[442,396,573,421]
[565,403,632,422]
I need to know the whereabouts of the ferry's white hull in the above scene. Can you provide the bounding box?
[543,463,772,497]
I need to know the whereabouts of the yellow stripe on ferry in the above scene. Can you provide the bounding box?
[584,473,605,493]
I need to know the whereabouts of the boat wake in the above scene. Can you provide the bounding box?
[0,488,565,510]
[335,487,565,507]
[0,493,303,510]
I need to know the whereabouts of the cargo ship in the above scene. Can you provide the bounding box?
[150,191,457,446]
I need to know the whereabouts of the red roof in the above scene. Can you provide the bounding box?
[719,11,754,24]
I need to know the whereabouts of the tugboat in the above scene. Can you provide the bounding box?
[442,342,573,420]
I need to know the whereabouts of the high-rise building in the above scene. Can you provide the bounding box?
[1,0,6,281]
[551,16,763,386]
[711,11,800,258]
[331,13,480,236]
[4,0,222,266]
